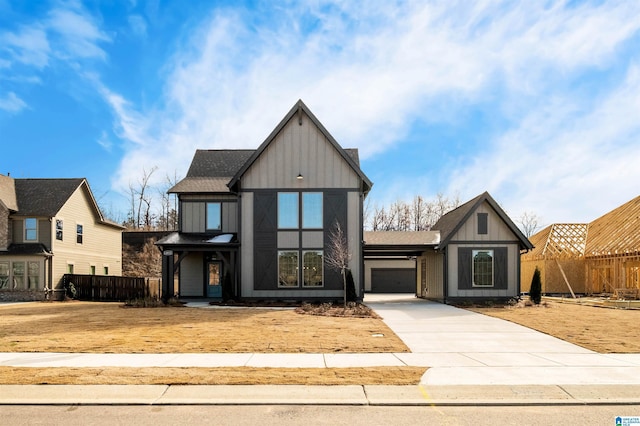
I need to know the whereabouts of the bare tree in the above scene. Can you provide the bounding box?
[517,211,541,238]
[325,221,351,308]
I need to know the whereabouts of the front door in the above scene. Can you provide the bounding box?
[207,261,222,298]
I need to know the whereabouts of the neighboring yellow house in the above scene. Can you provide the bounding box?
[0,174,124,301]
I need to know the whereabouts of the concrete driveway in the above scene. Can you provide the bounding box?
[364,293,640,385]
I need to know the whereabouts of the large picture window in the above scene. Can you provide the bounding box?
[12,261,25,289]
[472,250,494,287]
[28,261,39,289]
[278,193,299,228]
[206,202,221,230]
[302,193,323,228]
[278,251,299,287]
[278,192,323,229]
[303,251,323,287]
[25,218,37,241]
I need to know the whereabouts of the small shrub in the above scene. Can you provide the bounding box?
[529,267,542,305]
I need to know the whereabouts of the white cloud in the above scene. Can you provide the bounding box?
[1,26,50,68]
[104,1,640,222]
[47,6,110,60]
[0,91,27,113]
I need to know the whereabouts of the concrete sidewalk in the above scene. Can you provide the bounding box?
[2,384,640,406]
[1,294,640,406]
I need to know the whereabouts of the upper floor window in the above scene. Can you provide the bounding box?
[206,203,221,230]
[56,219,63,240]
[278,192,323,229]
[25,218,37,241]
[472,250,494,287]
[278,193,299,228]
[76,224,83,244]
[302,193,323,228]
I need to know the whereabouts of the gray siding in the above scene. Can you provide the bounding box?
[241,114,360,190]
[418,250,444,299]
[181,201,238,233]
[447,243,520,298]
[180,253,203,297]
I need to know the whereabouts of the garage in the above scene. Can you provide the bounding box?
[371,268,416,293]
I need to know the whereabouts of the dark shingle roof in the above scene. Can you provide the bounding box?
[14,179,84,217]
[0,243,52,256]
[186,150,255,177]
[433,191,533,250]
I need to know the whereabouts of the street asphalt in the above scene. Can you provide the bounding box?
[1,294,640,406]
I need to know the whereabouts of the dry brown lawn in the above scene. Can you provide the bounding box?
[468,301,640,353]
[0,301,423,385]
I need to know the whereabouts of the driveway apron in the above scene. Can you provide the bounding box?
[364,294,640,386]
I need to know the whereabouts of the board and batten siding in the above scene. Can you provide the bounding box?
[180,253,203,297]
[51,185,122,287]
[450,202,518,242]
[181,201,238,233]
[241,114,360,190]
[446,243,520,298]
[418,250,444,299]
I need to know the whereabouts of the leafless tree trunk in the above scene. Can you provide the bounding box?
[325,221,351,308]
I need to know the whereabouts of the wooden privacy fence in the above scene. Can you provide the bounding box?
[62,274,150,301]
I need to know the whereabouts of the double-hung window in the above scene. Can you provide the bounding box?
[25,218,37,241]
[76,224,83,244]
[56,219,63,240]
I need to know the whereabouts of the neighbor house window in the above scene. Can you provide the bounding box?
[278,251,298,287]
[90,265,96,275]
[67,264,74,274]
[472,250,494,287]
[206,202,221,230]
[12,261,25,289]
[278,193,299,229]
[28,261,39,289]
[25,218,37,241]
[302,251,323,287]
[0,262,9,289]
[104,266,109,275]
[76,224,83,244]
[56,219,63,240]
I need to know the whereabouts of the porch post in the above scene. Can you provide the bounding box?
[161,250,175,303]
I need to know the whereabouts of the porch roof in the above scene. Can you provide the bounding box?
[155,232,239,250]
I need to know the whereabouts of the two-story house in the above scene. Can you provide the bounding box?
[0,175,124,301]
[157,100,372,301]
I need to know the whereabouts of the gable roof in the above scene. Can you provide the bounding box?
[0,174,18,211]
[228,99,372,194]
[12,178,124,229]
[14,178,86,217]
[433,191,533,250]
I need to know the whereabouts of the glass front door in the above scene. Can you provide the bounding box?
[207,261,222,298]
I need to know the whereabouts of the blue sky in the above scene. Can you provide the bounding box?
[2,0,640,227]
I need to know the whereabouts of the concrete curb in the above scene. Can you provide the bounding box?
[1,385,640,406]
